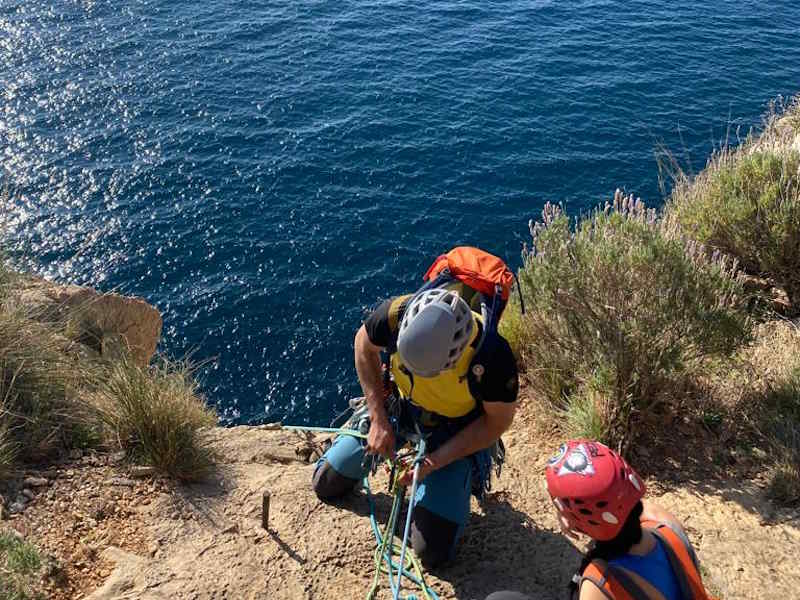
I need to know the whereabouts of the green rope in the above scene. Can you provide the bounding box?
[282,424,367,439]
[283,424,438,600]
[364,461,439,600]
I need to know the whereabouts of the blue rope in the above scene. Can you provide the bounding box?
[364,476,440,600]
[285,423,439,600]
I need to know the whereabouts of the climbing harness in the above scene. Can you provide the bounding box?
[283,416,439,600]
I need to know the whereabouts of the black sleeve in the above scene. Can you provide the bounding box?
[477,337,519,404]
[363,298,394,347]
[363,295,413,348]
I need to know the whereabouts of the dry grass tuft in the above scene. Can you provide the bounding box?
[695,319,800,503]
[94,358,217,481]
[0,249,216,482]
[0,305,104,471]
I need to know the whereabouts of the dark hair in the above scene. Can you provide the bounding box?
[568,501,644,598]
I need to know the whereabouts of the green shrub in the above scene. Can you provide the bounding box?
[517,195,751,447]
[667,105,800,312]
[0,534,40,575]
[498,297,524,360]
[95,358,217,481]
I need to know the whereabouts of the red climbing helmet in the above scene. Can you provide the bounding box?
[545,440,645,541]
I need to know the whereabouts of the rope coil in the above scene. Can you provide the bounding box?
[283,424,439,600]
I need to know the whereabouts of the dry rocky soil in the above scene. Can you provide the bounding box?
[2,403,799,600]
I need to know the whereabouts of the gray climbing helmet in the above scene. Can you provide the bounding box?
[397,288,475,377]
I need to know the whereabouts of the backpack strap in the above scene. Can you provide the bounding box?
[605,565,652,600]
[580,559,659,600]
[577,561,617,600]
[649,524,710,600]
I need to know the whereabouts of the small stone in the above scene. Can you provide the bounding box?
[129,465,157,479]
[15,494,27,505]
[220,523,238,534]
[23,476,49,488]
[294,444,313,462]
[21,489,35,501]
[106,477,136,487]
[84,454,103,467]
[9,502,25,514]
[110,450,127,464]
[170,510,181,520]
[69,449,83,460]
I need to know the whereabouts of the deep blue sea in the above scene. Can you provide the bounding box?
[1,1,799,425]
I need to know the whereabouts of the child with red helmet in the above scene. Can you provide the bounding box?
[485,440,716,600]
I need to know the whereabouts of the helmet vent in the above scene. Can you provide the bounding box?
[578,508,592,515]
[602,512,619,525]
[397,288,474,376]
[596,501,607,508]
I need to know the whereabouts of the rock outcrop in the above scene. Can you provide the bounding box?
[3,275,162,365]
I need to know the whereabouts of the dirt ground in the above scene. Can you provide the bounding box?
[3,404,799,600]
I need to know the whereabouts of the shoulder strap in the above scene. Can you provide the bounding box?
[605,565,652,600]
[578,561,617,600]
[387,295,412,337]
[650,525,709,600]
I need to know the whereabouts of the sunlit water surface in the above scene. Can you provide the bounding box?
[1,0,799,424]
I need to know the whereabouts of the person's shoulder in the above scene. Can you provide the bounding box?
[363,294,413,347]
[578,576,613,600]
[475,335,518,403]
[491,335,517,370]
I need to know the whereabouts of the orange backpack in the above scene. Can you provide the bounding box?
[577,521,716,600]
[423,246,516,305]
[389,247,522,406]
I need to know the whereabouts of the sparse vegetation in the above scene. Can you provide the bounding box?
[0,305,102,469]
[695,319,800,504]
[758,329,800,504]
[0,250,216,481]
[503,96,800,485]
[511,193,751,447]
[666,98,800,313]
[94,358,217,481]
[0,532,42,600]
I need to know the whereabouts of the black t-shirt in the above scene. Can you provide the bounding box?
[364,295,519,404]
